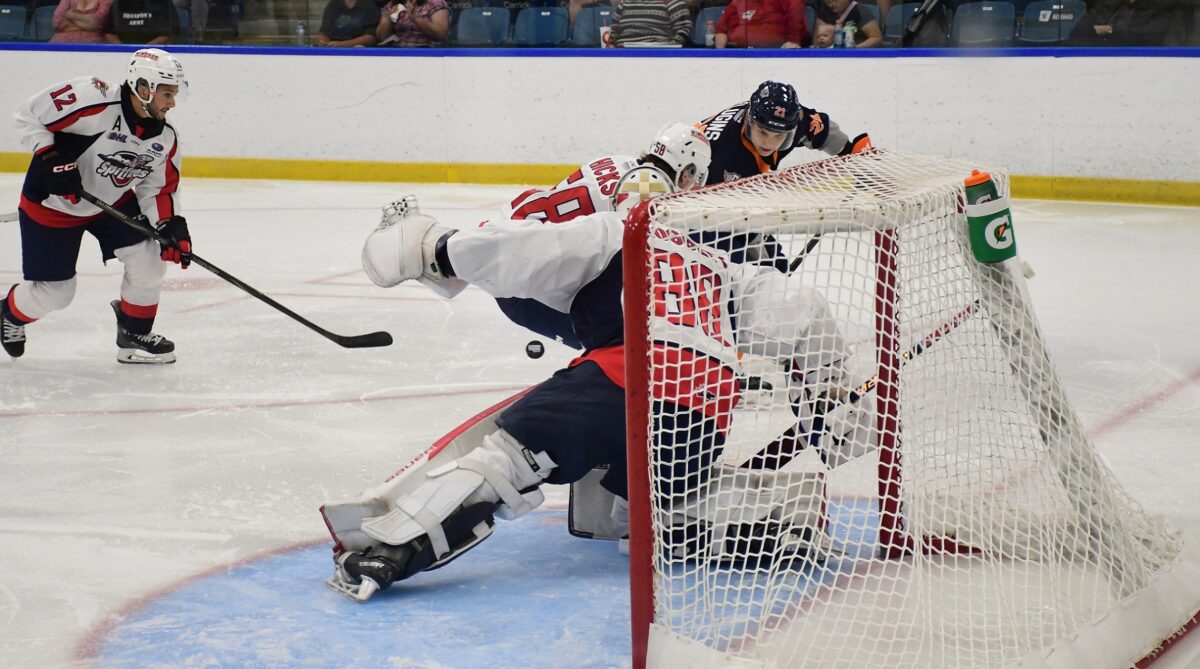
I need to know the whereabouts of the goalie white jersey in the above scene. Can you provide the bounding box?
[15,76,182,227]
[502,154,638,223]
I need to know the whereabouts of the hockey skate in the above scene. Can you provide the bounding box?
[327,502,498,602]
[1,298,26,359]
[111,301,176,364]
[326,546,410,602]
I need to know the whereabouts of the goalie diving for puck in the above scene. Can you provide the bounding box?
[320,153,872,603]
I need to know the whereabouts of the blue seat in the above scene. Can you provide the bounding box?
[805,5,814,33]
[1017,0,1084,43]
[859,2,881,24]
[690,5,726,46]
[511,6,568,46]
[32,4,54,40]
[0,4,27,41]
[455,6,510,46]
[568,5,613,46]
[951,1,1015,46]
[883,2,919,45]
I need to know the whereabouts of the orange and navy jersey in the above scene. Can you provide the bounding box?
[503,154,638,223]
[697,101,870,185]
[15,76,182,228]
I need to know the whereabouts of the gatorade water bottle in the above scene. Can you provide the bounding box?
[964,169,1017,264]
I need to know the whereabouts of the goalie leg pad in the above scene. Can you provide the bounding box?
[361,429,555,556]
[665,467,832,566]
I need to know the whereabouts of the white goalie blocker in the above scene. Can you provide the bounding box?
[320,388,548,601]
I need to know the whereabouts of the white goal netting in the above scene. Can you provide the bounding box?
[622,150,1200,669]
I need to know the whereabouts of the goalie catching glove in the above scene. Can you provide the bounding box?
[361,195,467,298]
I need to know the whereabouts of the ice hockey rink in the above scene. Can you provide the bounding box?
[2,173,1199,669]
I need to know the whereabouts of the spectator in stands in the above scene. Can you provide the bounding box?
[714,0,807,48]
[50,0,114,42]
[316,0,378,45]
[810,21,835,45]
[1068,0,1187,45]
[106,0,179,43]
[567,0,595,31]
[375,0,450,46]
[610,0,692,46]
[170,0,206,42]
[814,0,882,47]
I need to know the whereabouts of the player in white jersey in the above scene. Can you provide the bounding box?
[2,48,191,364]
[490,122,711,349]
[321,180,866,600]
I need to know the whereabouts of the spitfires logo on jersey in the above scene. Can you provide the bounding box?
[96,151,154,187]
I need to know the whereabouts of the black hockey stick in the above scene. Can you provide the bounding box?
[741,299,981,470]
[787,233,823,274]
[79,191,393,349]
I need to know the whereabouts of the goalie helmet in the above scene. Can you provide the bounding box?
[611,165,675,216]
[643,122,712,191]
[126,48,187,103]
[746,80,800,147]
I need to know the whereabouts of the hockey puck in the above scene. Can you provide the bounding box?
[525,341,545,359]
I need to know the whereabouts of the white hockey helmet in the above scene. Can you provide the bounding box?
[127,48,187,103]
[611,165,676,216]
[644,122,711,191]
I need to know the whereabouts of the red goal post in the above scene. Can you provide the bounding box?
[621,150,1200,669]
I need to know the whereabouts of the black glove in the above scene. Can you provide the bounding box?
[155,216,192,269]
[38,150,82,197]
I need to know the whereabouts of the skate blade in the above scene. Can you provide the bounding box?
[117,348,177,364]
[325,571,379,603]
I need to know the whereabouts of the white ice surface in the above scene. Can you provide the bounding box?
[0,175,1198,668]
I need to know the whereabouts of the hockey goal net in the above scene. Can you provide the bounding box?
[621,149,1200,669]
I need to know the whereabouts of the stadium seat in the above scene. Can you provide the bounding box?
[1017,0,1084,44]
[511,6,568,46]
[884,2,919,45]
[951,0,1016,46]
[568,5,614,46]
[805,5,815,33]
[860,2,881,24]
[0,4,27,41]
[455,6,510,46]
[690,5,726,46]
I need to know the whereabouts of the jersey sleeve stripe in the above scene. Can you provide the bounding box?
[45,101,117,133]
[154,140,180,221]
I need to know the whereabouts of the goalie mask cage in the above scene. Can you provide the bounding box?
[621,150,1200,669]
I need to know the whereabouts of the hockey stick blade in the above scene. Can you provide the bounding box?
[0,211,17,224]
[335,331,394,348]
[741,299,981,471]
[78,191,393,349]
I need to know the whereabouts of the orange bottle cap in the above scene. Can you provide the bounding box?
[964,169,992,187]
